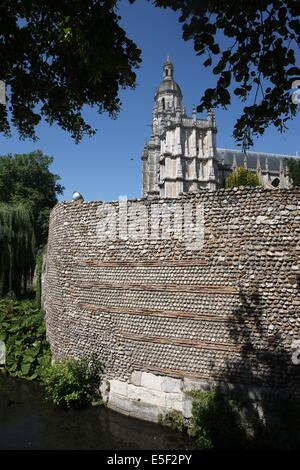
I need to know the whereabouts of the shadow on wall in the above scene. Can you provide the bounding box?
[205,286,300,449]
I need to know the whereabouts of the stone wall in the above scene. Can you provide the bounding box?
[43,188,300,422]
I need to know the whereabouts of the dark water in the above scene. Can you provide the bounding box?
[0,375,194,450]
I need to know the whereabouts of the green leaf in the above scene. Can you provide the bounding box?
[20,362,32,375]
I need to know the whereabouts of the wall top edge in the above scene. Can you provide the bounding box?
[54,187,300,209]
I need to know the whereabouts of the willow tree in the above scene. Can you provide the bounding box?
[0,203,36,298]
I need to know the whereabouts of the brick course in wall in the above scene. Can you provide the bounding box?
[43,187,300,421]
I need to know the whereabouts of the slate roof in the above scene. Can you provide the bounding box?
[216,148,300,171]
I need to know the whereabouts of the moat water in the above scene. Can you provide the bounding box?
[0,375,194,450]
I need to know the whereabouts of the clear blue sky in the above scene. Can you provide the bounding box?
[0,0,299,202]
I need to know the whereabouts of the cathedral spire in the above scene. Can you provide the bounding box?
[163,57,174,80]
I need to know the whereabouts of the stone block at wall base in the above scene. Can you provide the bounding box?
[106,373,198,421]
[140,372,164,391]
[108,391,165,423]
[127,383,165,407]
[161,376,182,393]
[110,379,128,396]
[182,397,193,419]
[130,371,142,386]
[183,378,214,392]
[165,392,183,412]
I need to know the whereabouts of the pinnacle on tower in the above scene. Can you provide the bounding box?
[265,156,269,172]
[232,154,237,170]
[163,57,174,80]
[256,154,261,170]
[192,105,197,120]
[207,109,216,126]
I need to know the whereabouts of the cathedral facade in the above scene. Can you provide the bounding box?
[141,58,297,198]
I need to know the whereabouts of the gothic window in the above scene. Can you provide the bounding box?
[166,69,169,76]
[162,98,165,110]
[271,177,280,187]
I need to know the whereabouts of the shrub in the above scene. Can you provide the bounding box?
[225,167,261,189]
[41,355,103,408]
[189,390,300,449]
[0,298,51,380]
[189,390,248,449]
[158,410,185,432]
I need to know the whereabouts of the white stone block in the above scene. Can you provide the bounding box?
[141,372,164,391]
[109,379,128,396]
[127,384,165,407]
[161,376,182,393]
[183,377,210,392]
[165,393,183,412]
[130,370,142,386]
[182,397,193,418]
[100,380,110,401]
[182,378,200,391]
[109,393,163,423]
[108,392,133,414]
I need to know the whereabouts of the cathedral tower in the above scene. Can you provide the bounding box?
[142,58,219,198]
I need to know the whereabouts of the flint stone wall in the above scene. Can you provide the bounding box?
[43,188,300,422]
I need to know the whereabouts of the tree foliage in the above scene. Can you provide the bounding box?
[286,157,300,187]
[0,0,141,142]
[1,1,298,145]
[0,203,36,297]
[0,150,64,246]
[133,0,300,148]
[225,167,261,188]
[34,247,45,309]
